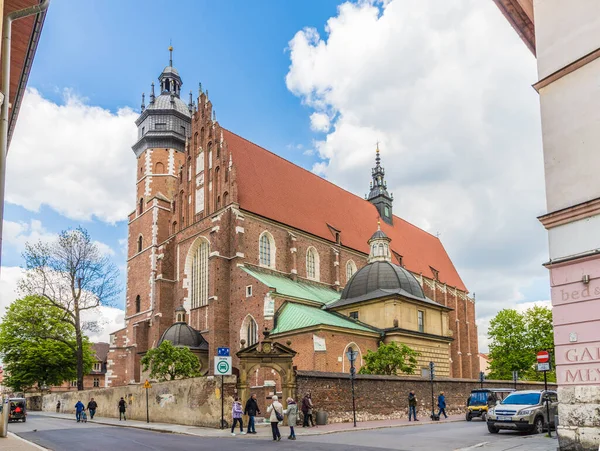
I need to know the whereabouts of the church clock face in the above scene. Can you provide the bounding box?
[262,342,272,353]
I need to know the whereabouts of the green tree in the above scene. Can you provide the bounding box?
[488,306,555,382]
[141,341,201,381]
[19,227,120,390]
[358,342,420,375]
[0,296,95,391]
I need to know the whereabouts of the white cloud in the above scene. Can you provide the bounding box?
[0,265,124,344]
[286,0,548,352]
[2,219,56,252]
[310,112,331,132]
[7,88,138,224]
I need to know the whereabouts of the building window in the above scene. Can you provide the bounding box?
[141,126,145,136]
[223,191,229,206]
[135,295,141,313]
[306,247,320,280]
[139,198,144,215]
[384,205,390,217]
[346,260,357,282]
[155,162,164,174]
[93,377,100,388]
[172,221,177,234]
[349,311,359,320]
[225,168,229,182]
[241,315,258,348]
[259,231,275,268]
[93,362,102,372]
[188,237,210,308]
[137,235,143,253]
[246,285,253,298]
[418,310,424,333]
[70,380,77,388]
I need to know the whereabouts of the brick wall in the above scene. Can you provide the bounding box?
[296,371,557,423]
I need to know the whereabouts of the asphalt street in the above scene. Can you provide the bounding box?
[8,414,558,451]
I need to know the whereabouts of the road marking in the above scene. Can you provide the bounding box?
[454,442,489,451]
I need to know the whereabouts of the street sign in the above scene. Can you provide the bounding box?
[537,362,551,371]
[512,371,518,381]
[217,347,230,357]
[143,380,152,389]
[536,351,550,363]
[214,356,232,375]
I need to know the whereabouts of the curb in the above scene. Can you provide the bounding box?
[7,432,50,450]
[31,413,465,438]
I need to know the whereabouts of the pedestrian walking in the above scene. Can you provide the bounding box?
[301,393,310,427]
[244,393,260,434]
[231,397,245,436]
[284,397,298,440]
[267,395,283,441]
[408,390,419,421]
[56,400,61,413]
[87,398,98,420]
[307,393,315,427]
[75,400,85,423]
[118,397,127,421]
[437,391,448,419]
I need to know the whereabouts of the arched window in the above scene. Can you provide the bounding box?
[241,315,258,348]
[378,243,384,256]
[306,247,320,280]
[346,260,357,282]
[137,235,143,253]
[155,162,164,174]
[186,237,210,309]
[223,191,229,206]
[216,195,221,210]
[259,231,275,268]
[200,127,205,143]
[172,221,177,234]
[225,168,229,182]
[135,295,141,313]
[138,198,144,215]
[194,132,198,149]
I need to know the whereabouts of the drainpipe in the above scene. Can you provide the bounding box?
[0,0,50,272]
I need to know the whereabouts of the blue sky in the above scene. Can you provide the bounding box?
[2,0,550,348]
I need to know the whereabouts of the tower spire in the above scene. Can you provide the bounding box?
[150,82,155,103]
[169,43,173,66]
[367,142,393,224]
[141,93,145,111]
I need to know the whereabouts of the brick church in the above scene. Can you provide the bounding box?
[106,51,480,386]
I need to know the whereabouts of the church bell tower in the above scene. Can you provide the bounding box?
[367,145,394,224]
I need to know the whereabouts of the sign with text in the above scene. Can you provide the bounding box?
[537,362,551,372]
[214,356,232,376]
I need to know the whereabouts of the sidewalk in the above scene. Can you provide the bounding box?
[0,433,47,450]
[32,411,464,438]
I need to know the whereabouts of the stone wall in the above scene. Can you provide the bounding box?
[41,376,236,428]
[296,371,556,423]
[557,385,600,451]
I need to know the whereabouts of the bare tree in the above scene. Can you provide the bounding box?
[19,227,121,390]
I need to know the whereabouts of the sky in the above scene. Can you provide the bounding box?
[0,0,550,349]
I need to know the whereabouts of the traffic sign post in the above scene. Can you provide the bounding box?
[429,362,436,420]
[143,380,152,423]
[214,355,232,429]
[479,371,485,389]
[512,371,518,390]
[536,350,552,438]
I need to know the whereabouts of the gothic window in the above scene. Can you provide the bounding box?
[194,132,198,149]
[306,247,320,281]
[187,237,210,309]
[172,221,177,234]
[223,191,229,206]
[139,198,144,215]
[241,315,258,348]
[225,168,229,182]
[216,195,221,210]
[137,235,143,253]
[201,127,205,143]
[135,295,141,313]
[259,231,275,268]
[346,260,357,282]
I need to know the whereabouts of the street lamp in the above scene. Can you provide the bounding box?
[346,346,358,427]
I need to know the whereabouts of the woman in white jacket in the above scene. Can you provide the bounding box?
[267,395,283,441]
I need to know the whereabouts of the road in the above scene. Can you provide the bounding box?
[9,414,557,451]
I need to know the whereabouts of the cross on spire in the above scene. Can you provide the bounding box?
[169,42,173,66]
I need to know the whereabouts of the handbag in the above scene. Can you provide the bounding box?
[275,407,284,422]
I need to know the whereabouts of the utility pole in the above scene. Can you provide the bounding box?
[429,362,435,420]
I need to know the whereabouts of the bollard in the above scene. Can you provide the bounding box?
[0,397,9,437]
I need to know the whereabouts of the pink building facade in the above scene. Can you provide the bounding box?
[494,1,600,449]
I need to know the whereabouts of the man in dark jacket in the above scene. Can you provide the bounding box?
[437,392,448,419]
[118,397,126,421]
[408,390,418,421]
[87,398,98,419]
[244,394,260,434]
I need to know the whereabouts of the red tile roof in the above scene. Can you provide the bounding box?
[224,130,467,292]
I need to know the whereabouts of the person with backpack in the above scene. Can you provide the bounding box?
[75,400,85,423]
[87,398,98,420]
[231,397,245,436]
[244,393,261,434]
[118,397,127,421]
[284,397,298,440]
[267,395,283,441]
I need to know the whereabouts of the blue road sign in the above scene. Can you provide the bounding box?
[217,347,230,357]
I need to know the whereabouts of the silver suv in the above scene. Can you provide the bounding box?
[487,390,558,434]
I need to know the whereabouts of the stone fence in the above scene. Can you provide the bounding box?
[38,375,237,428]
[296,371,557,423]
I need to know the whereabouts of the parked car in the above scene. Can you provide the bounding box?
[486,390,558,434]
[466,388,515,421]
[8,398,27,423]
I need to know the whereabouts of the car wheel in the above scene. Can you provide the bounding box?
[22,417,26,423]
[532,416,544,434]
[481,412,488,422]
[487,423,499,434]
[466,412,472,421]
